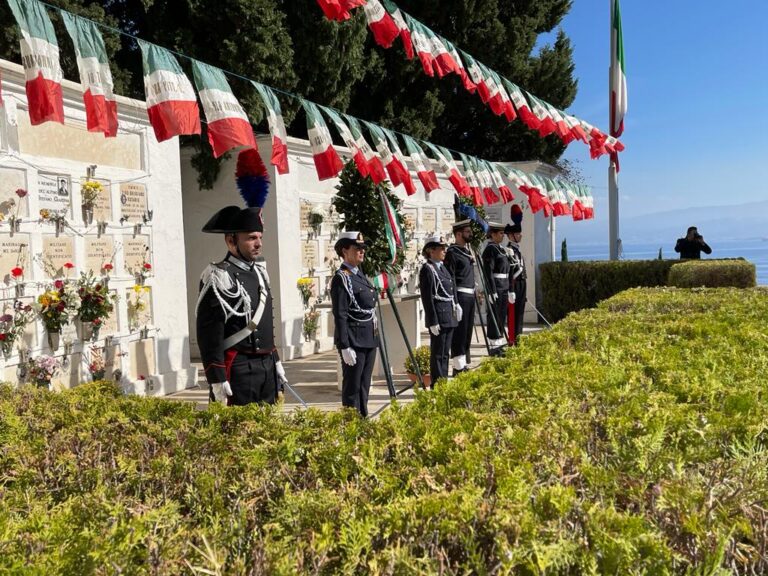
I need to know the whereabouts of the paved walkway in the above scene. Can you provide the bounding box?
[167,326,542,417]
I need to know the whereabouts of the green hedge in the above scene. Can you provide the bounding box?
[2,288,768,573]
[668,259,756,288]
[540,258,757,322]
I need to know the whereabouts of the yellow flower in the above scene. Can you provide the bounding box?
[39,209,50,220]
[133,285,142,293]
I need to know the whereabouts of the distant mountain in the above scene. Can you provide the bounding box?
[558,200,768,245]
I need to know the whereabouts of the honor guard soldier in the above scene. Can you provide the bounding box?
[444,220,475,375]
[505,205,527,344]
[196,206,289,406]
[419,234,461,383]
[331,232,379,417]
[482,221,510,356]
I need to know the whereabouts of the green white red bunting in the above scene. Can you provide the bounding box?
[459,154,483,207]
[344,114,387,183]
[402,135,438,192]
[365,122,411,192]
[61,12,117,137]
[380,191,406,265]
[251,81,289,174]
[363,0,400,49]
[320,105,370,179]
[138,40,200,143]
[424,142,469,197]
[610,0,627,139]
[381,128,416,195]
[191,60,254,158]
[6,0,64,125]
[315,0,366,21]
[302,99,343,180]
[381,0,413,59]
[488,162,514,203]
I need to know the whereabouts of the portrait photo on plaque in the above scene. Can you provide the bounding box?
[38,172,73,216]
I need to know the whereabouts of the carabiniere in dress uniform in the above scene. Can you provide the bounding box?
[481,221,510,356]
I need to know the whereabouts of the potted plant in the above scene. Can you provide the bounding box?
[76,271,116,341]
[80,180,103,225]
[87,347,106,381]
[36,280,81,351]
[404,344,431,389]
[27,354,61,388]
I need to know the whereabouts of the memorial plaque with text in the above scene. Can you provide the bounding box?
[323,239,338,267]
[0,168,28,219]
[119,183,148,222]
[484,204,504,223]
[0,237,30,281]
[301,241,318,269]
[85,237,116,275]
[405,242,419,262]
[421,208,437,233]
[300,202,312,233]
[402,208,417,232]
[99,291,120,335]
[127,287,153,329]
[38,172,72,215]
[82,178,113,222]
[42,236,75,276]
[124,236,151,274]
[440,207,454,230]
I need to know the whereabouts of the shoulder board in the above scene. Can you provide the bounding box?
[200,263,235,292]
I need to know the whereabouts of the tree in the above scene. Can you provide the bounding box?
[561,238,568,262]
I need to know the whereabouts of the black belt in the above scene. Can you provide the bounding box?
[234,348,275,357]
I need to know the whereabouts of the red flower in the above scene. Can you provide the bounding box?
[0,334,6,341]
[143,263,152,270]
[56,302,66,312]
[103,263,114,271]
[11,267,23,278]
[15,188,27,198]
[64,262,74,270]
[93,318,102,326]
[54,280,64,289]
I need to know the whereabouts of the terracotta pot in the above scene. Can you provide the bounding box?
[407,372,431,389]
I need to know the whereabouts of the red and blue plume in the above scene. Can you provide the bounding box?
[236,148,270,208]
[510,204,524,225]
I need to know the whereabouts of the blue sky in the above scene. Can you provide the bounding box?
[551,1,768,241]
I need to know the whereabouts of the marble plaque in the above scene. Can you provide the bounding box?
[402,208,417,232]
[0,296,37,350]
[124,236,151,275]
[484,204,504,223]
[119,183,147,222]
[99,291,120,336]
[104,344,122,375]
[50,353,82,391]
[126,287,153,329]
[421,208,437,233]
[302,241,318,269]
[323,239,338,267]
[0,236,30,283]
[42,236,75,276]
[85,237,116,275]
[128,338,156,379]
[405,241,419,262]
[300,202,312,233]
[440,207,454,230]
[83,178,113,222]
[38,172,72,215]
[0,168,28,220]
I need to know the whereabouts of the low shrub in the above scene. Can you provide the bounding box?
[668,259,756,288]
[1,288,768,573]
[403,344,430,374]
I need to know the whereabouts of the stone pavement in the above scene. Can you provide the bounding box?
[166,326,541,418]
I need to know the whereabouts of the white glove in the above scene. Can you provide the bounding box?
[341,347,357,366]
[454,303,463,322]
[508,291,516,304]
[429,324,441,336]
[275,360,288,385]
[488,292,498,304]
[211,380,233,405]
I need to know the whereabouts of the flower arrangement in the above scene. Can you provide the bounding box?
[302,309,320,341]
[127,285,151,331]
[80,180,103,209]
[296,277,314,308]
[4,188,27,231]
[308,205,325,237]
[27,354,61,388]
[39,207,69,234]
[36,280,81,333]
[87,346,106,381]
[0,301,35,359]
[127,247,153,284]
[77,271,116,324]
[101,262,114,275]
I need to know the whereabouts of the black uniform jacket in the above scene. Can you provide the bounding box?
[482,242,510,293]
[444,244,475,289]
[419,261,459,329]
[197,253,276,384]
[674,237,712,259]
[331,266,379,350]
[507,242,527,282]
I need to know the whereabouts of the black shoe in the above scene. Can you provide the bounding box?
[489,346,506,357]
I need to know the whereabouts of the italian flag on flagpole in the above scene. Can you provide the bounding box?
[191,60,255,158]
[61,12,118,137]
[380,191,406,265]
[363,0,400,49]
[6,0,64,125]
[302,99,344,180]
[610,0,627,139]
[320,105,370,179]
[425,142,470,197]
[402,135,439,192]
[344,114,387,183]
[251,81,289,174]
[138,41,200,143]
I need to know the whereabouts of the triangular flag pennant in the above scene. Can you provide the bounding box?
[381,0,413,59]
[302,100,343,180]
[251,81,289,174]
[344,114,387,183]
[321,105,370,179]
[61,12,117,137]
[382,128,417,195]
[425,142,470,197]
[191,60,255,158]
[6,0,64,125]
[363,0,400,49]
[402,135,439,192]
[138,41,200,142]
